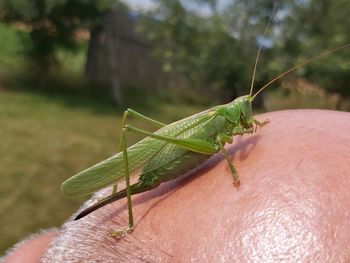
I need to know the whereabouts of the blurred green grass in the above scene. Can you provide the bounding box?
[265,88,346,111]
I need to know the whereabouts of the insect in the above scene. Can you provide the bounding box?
[61,36,350,235]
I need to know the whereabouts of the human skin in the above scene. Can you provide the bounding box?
[2,230,58,263]
[4,110,350,262]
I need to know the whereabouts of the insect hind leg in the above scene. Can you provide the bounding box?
[109,180,158,238]
[113,109,168,236]
[113,109,167,194]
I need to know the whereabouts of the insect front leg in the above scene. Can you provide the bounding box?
[217,125,256,185]
[232,125,254,136]
[253,118,269,132]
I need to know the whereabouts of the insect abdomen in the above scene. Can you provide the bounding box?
[139,149,209,187]
[139,115,228,187]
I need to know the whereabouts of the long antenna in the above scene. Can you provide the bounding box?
[249,4,276,96]
[252,43,350,99]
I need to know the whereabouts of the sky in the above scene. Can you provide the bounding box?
[120,0,276,48]
[120,0,230,16]
[120,0,155,11]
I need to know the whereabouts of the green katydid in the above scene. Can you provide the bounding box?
[61,42,350,235]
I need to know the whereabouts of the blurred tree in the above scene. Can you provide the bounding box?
[139,0,278,102]
[271,0,350,106]
[0,0,348,107]
[139,0,349,106]
[0,0,114,81]
[220,0,280,100]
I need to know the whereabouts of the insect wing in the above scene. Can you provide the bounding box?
[61,109,216,197]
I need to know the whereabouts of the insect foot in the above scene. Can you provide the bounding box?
[233,178,241,187]
[253,118,269,132]
[261,119,270,126]
[254,118,270,127]
[110,226,134,239]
